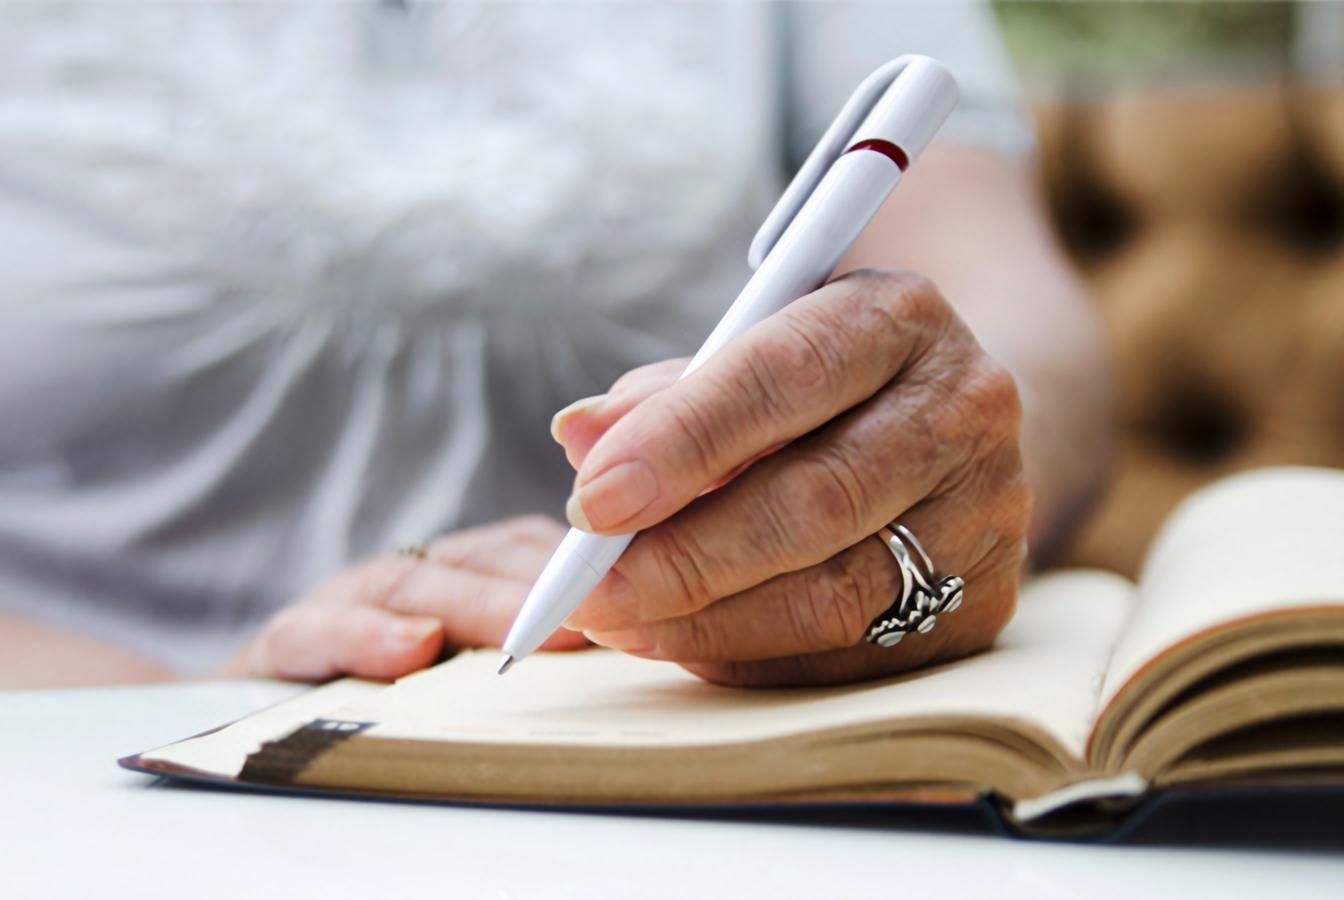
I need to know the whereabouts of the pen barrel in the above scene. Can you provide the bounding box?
[683,149,903,378]
[503,530,634,660]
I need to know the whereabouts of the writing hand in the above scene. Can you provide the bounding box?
[555,270,1030,687]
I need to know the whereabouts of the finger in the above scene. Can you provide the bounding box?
[682,538,1023,688]
[585,537,902,661]
[428,515,565,578]
[551,358,687,469]
[375,562,589,651]
[565,355,1019,632]
[585,465,1025,665]
[246,602,445,682]
[565,271,951,534]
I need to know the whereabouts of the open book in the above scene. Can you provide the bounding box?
[123,467,1344,837]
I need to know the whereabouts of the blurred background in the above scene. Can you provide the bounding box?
[0,1,1338,612]
[995,1,1344,575]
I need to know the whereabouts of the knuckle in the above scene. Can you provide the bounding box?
[356,560,415,613]
[923,360,1023,475]
[669,613,720,661]
[762,315,844,407]
[647,525,717,614]
[802,551,883,649]
[425,534,457,560]
[745,486,810,573]
[834,269,957,376]
[798,445,874,536]
[735,331,806,425]
[970,361,1024,440]
[903,272,948,323]
[350,562,392,605]
[850,268,947,329]
[657,389,723,479]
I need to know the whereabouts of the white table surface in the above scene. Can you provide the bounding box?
[3,680,1341,900]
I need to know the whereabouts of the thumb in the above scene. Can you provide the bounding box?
[551,357,686,470]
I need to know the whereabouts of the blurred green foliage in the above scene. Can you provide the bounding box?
[993,1,1296,83]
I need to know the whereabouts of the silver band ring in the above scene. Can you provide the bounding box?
[865,523,964,647]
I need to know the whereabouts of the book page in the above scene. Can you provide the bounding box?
[332,571,1133,762]
[1098,467,1344,712]
[135,678,383,777]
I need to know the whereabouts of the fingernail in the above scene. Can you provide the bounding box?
[583,628,655,655]
[550,394,606,443]
[566,460,659,531]
[390,617,441,646]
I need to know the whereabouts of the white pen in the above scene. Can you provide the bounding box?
[499,56,959,674]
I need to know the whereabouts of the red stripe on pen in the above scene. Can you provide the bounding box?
[845,138,909,171]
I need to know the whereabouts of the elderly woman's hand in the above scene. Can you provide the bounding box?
[556,270,1031,687]
[218,516,588,681]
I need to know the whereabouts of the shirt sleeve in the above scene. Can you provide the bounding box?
[782,0,1034,166]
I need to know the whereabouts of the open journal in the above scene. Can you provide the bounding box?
[122,467,1344,838]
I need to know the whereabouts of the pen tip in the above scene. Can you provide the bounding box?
[497,655,516,676]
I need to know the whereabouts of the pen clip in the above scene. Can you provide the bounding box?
[748,55,944,270]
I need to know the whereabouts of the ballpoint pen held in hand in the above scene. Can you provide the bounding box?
[499,56,959,674]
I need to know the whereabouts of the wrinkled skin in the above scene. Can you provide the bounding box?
[227,270,1031,688]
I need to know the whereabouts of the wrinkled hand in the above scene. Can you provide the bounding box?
[220,516,588,681]
[555,270,1030,687]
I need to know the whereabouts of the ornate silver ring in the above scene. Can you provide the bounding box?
[865,523,964,648]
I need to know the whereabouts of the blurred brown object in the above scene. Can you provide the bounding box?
[1037,84,1344,576]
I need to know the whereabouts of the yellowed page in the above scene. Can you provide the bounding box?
[334,571,1132,762]
[1098,467,1344,712]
